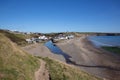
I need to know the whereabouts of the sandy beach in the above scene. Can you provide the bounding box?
[22,43,65,62]
[22,36,120,80]
[56,36,120,80]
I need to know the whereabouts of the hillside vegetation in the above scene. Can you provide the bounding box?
[0,33,39,80]
[42,57,101,80]
[0,30,28,46]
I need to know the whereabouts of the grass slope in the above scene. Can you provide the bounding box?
[0,30,28,46]
[43,57,101,80]
[0,33,39,80]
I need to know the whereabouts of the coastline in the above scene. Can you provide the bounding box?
[22,36,120,80]
[56,36,120,80]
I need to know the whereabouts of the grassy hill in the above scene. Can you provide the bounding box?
[0,30,28,46]
[0,33,40,80]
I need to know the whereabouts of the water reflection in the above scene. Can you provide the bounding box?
[45,41,73,63]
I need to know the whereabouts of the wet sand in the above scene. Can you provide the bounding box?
[56,36,120,80]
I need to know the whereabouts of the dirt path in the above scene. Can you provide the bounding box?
[35,59,49,80]
[56,36,120,80]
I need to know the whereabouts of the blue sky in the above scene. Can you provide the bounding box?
[0,0,120,33]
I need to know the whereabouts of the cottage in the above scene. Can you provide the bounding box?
[25,39,32,43]
[38,35,48,40]
[67,35,74,39]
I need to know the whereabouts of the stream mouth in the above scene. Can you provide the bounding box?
[44,41,74,64]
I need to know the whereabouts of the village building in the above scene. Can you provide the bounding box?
[38,35,48,40]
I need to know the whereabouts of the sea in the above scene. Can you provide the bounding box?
[88,36,120,47]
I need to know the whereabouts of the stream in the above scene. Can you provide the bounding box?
[44,41,75,64]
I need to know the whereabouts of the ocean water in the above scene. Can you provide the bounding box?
[88,36,120,47]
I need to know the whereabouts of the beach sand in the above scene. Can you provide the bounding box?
[56,36,120,80]
[22,43,65,62]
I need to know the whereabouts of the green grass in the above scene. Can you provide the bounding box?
[0,30,28,46]
[42,57,101,80]
[102,46,120,54]
[0,33,40,80]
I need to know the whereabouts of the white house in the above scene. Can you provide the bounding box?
[67,35,74,39]
[38,35,48,40]
[25,39,32,43]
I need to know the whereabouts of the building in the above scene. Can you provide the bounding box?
[38,35,48,40]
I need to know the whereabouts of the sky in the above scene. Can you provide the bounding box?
[0,0,120,33]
